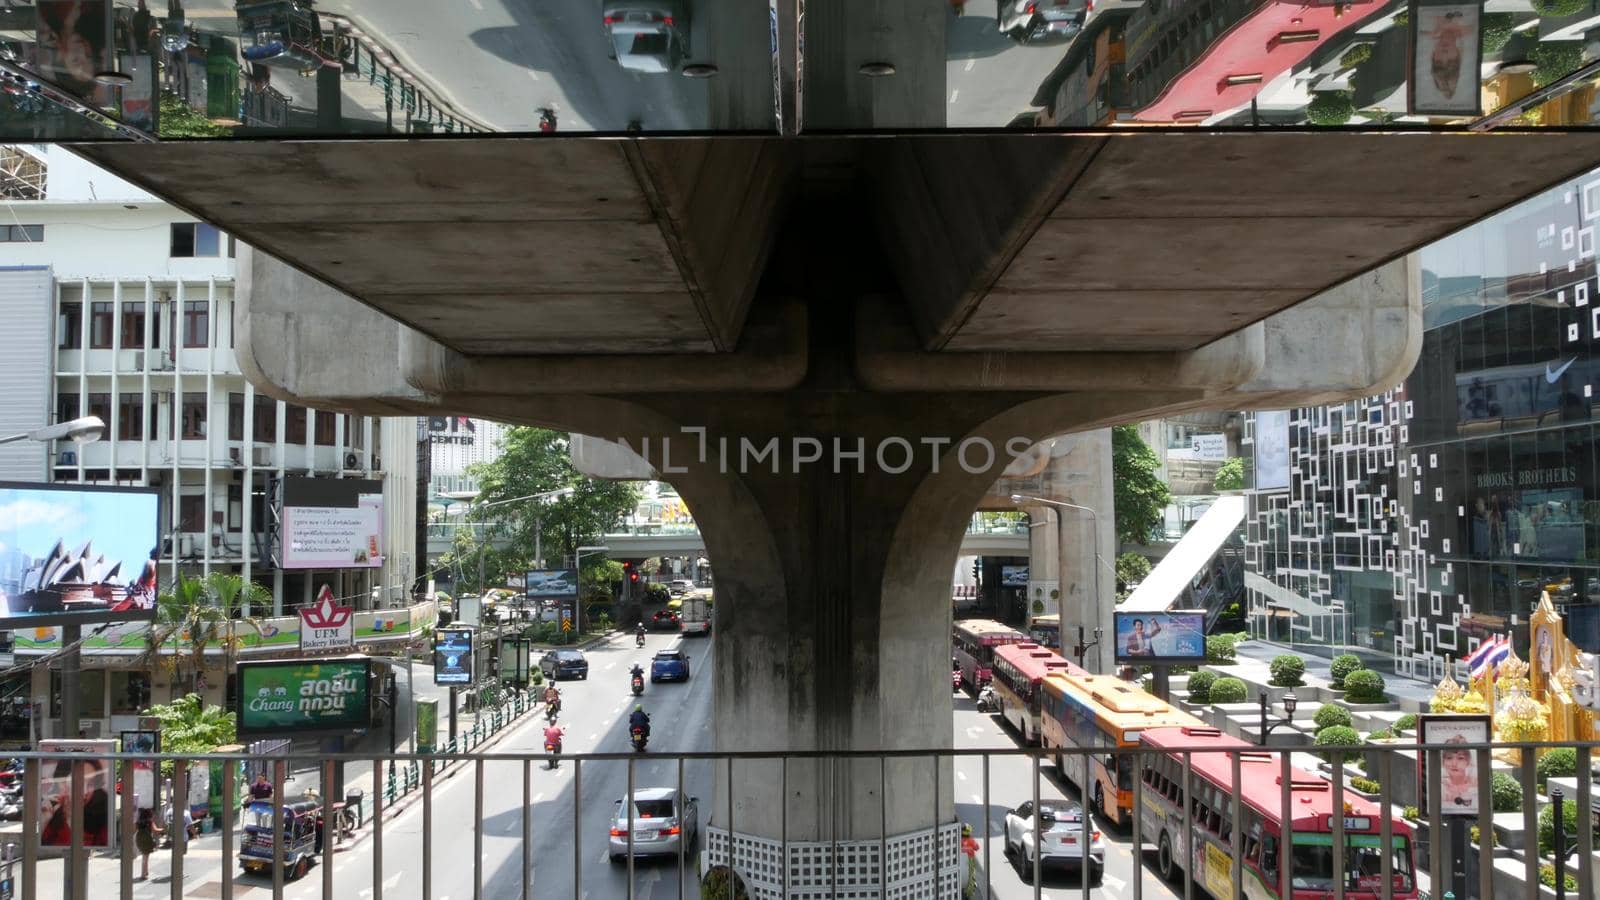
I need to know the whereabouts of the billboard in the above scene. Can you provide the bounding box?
[1418,714,1490,816]
[236,658,373,737]
[280,477,384,570]
[1000,565,1029,588]
[38,739,116,849]
[299,585,354,652]
[0,482,159,627]
[1112,611,1206,664]
[524,569,577,600]
[1252,411,1291,491]
[433,628,475,685]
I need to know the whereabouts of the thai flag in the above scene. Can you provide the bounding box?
[1468,635,1509,679]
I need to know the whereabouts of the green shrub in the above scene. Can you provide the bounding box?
[1367,727,1394,740]
[1391,10,1408,26]
[1206,635,1238,664]
[1537,747,1578,791]
[1481,13,1516,54]
[1532,42,1585,88]
[1402,805,1419,820]
[1539,800,1582,856]
[1350,776,1381,794]
[1186,670,1217,704]
[1393,713,1417,733]
[1340,44,1373,69]
[1213,457,1245,491]
[1534,0,1588,16]
[1208,676,1248,705]
[529,668,543,686]
[1491,771,1523,813]
[1343,669,1386,703]
[1116,552,1152,591]
[1541,863,1580,892]
[1307,91,1355,126]
[1329,654,1363,688]
[701,865,752,900]
[1314,704,1353,731]
[1314,725,1363,756]
[1471,824,1497,847]
[1270,654,1306,687]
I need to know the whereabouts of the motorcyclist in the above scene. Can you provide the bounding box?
[629,663,645,690]
[635,622,647,646]
[543,723,564,749]
[628,705,651,740]
[543,683,561,715]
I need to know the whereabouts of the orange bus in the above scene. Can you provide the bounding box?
[989,642,1085,743]
[1137,726,1418,899]
[952,619,1027,692]
[1038,673,1204,826]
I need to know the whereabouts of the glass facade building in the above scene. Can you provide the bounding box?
[1244,165,1600,683]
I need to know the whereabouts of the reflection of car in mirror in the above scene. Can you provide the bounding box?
[602,2,689,74]
[997,0,1087,44]
[235,0,342,73]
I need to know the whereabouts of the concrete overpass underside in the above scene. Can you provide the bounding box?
[68,130,1600,882]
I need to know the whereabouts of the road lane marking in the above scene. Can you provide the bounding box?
[534,793,544,802]
[964,59,975,71]
[467,0,482,8]
[949,90,959,103]
[957,771,966,781]
[527,69,540,81]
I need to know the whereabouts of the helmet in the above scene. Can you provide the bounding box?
[962,824,972,836]
[635,705,644,712]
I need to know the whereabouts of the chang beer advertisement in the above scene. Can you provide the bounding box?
[236,658,373,737]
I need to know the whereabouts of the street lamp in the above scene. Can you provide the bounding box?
[1258,690,1298,745]
[1011,493,1105,668]
[573,545,610,641]
[0,416,104,445]
[1072,625,1103,669]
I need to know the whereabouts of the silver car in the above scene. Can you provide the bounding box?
[608,788,699,861]
[602,2,689,74]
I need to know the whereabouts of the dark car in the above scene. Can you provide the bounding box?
[650,649,690,682]
[997,0,1086,44]
[539,649,589,680]
[650,610,681,631]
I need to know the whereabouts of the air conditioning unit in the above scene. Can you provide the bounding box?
[344,452,361,470]
[131,350,144,370]
[154,351,174,371]
[229,447,242,466]
[251,447,272,467]
[57,450,76,466]
[178,534,194,556]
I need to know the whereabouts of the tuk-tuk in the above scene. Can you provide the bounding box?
[235,0,326,72]
[239,799,322,879]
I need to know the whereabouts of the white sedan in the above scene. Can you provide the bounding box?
[1004,800,1104,883]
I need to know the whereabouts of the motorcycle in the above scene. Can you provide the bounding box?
[630,725,648,752]
[545,737,562,769]
[976,686,1000,713]
[951,668,963,691]
[537,106,558,133]
[635,632,646,648]
[545,700,560,724]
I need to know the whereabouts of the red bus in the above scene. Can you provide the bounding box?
[1137,726,1418,899]
[988,642,1085,743]
[952,619,1027,692]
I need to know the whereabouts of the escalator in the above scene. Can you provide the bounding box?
[1121,495,1247,632]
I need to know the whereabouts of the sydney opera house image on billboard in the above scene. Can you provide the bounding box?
[0,483,161,625]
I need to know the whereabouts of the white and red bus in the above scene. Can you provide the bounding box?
[989,642,1086,743]
[1137,726,1418,899]
[952,619,1027,692]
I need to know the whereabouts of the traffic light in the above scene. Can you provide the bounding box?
[624,561,639,583]
[972,560,981,580]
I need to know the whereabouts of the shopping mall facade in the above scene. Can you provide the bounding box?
[1244,163,1600,684]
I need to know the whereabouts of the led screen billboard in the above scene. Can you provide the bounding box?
[0,482,159,626]
[1000,565,1029,588]
[280,477,384,570]
[434,628,475,685]
[236,658,373,737]
[524,569,577,600]
[1111,611,1206,664]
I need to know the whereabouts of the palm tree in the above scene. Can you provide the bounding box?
[148,573,268,699]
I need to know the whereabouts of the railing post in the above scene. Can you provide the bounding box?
[372,755,385,900]
[1578,745,1594,900]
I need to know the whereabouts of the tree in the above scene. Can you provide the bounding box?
[1112,425,1171,545]
[467,428,639,574]
[1115,552,1152,594]
[158,92,232,138]
[141,693,236,775]
[1213,457,1245,491]
[148,573,267,698]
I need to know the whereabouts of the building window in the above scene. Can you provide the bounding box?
[55,392,79,428]
[286,403,308,444]
[89,302,114,349]
[110,672,151,715]
[179,494,205,533]
[228,392,244,441]
[58,302,81,349]
[182,301,209,348]
[228,483,243,532]
[253,395,275,441]
[314,410,336,446]
[0,224,42,242]
[118,394,144,440]
[87,393,110,430]
[181,392,206,439]
[171,222,222,257]
[120,304,147,348]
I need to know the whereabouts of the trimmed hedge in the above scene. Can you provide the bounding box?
[1343,669,1386,703]
[1206,635,1238,664]
[1491,771,1523,813]
[1187,670,1217,704]
[1269,654,1306,687]
[1314,725,1362,753]
[1208,676,1249,705]
[1350,776,1381,794]
[1539,798,1581,856]
[1329,654,1363,689]
[1393,713,1417,733]
[1307,91,1355,126]
[1538,747,1578,790]
[1314,703,1354,731]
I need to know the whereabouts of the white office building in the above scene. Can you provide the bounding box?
[0,145,416,615]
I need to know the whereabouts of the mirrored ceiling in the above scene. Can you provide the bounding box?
[1,0,1597,141]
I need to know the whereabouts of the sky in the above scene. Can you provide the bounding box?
[0,486,159,578]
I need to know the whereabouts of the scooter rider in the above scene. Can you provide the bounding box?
[544,683,561,715]
[629,663,645,684]
[635,622,647,646]
[628,705,651,740]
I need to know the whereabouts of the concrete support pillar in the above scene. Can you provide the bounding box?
[1050,431,1116,673]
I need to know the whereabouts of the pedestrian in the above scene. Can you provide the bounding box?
[961,823,980,898]
[135,806,162,880]
[249,773,273,802]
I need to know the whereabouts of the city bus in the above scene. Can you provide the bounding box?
[1026,613,1060,650]
[1039,673,1205,826]
[952,619,1028,692]
[989,642,1085,743]
[1137,726,1418,898]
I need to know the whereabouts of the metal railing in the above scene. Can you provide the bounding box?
[14,739,1598,900]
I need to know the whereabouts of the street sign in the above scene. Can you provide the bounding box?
[299,586,354,652]
[561,619,572,633]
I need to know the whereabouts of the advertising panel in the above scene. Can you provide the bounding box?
[35,0,109,99]
[280,477,384,570]
[0,482,159,627]
[1408,0,1482,116]
[433,628,475,685]
[1418,714,1490,816]
[1000,565,1029,588]
[524,569,578,600]
[1191,434,1228,462]
[415,699,438,754]
[1252,411,1291,491]
[38,739,115,849]
[1112,611,1206,664]
[119,731,158,812]
[236,658,373,737]
[298,585,354,652]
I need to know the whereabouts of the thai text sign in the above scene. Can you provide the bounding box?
[237,658,372,736]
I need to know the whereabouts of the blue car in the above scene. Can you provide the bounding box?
[650,649,690,682]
